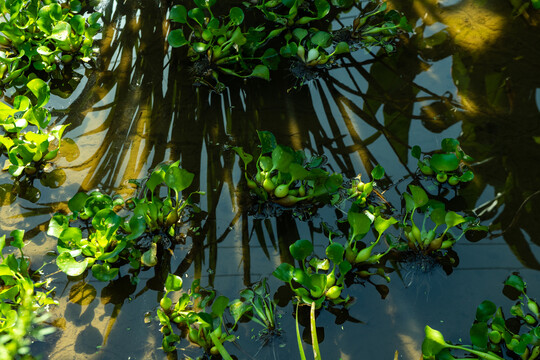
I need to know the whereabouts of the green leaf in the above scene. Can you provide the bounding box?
[229,7,244,25]
[70,14,85,35]
[170,5,187,23]
[232,147,253,167]
[262,48,280,71]
[212,295,229,317]
[403,192,414,213]
[459,170,474,182]
[374,216,397,237]
[310,31,332,48]
[348,211,371,239]
[50,21,71,42]
[165,167,194,193]
[504,274,525,293]
[57,251,88,276]
[333,41,349,55]
[91,263,119,281]
[289,239,313,261]
[141,243,158,267]
[165,273,183,292]
[412,145,421,159]
[476,300,497,322]
[408,185,428,208]
[532,0,540,9]
[430,207,446,227]
[429,154,460,172]
[248,64,269,80]
[470,322,489,350]
[325,242,344,264]
[271,145,294,172]
[27,78,50,108]
[371,165,385,180]
[10,229,24,250]
[445,211,465,228]
[257,131,277,154]
[422,326,448,357]
[292,28,308,42]
[188,8,205,26]
[441,138,459,153]
[272,262,294,282]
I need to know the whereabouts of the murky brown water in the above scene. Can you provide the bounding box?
[2,0,540,359]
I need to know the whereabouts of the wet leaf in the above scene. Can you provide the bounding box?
[348,211,371,239]
[408,185,428,208]
[371,165,385,180]
[325,243,344,264]
[430,153,460,172]
[170,5,187,23]
[476,300,496,322]
[165,167,194,193]
[273,263,294,283]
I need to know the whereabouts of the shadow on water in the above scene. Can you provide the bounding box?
[1,0,539,359]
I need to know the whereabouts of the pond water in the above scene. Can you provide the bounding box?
[2,0,540,359]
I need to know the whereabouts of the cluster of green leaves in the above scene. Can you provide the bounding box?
[0,79,67,178]
[273,239,353,308]
[229,278,279,336]
[398,184,487,254]
[167,0,410,89]
[46,163,201,281]
[157,275,235,359]
[422,274,540,360]
[345,164,385,207]
[0,231,56,360]
[234,130,343,207]
[0,0,101,88]
[413,138,474,186]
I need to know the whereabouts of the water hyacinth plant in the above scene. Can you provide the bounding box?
[47,163,202,281]
[158,276,235,358]
[0,0,101,88]
[0,231,56,360]
[0,79,67,178]
[422,274,540,360]
[167,0,411,89]
[398,184,487,253]
[234,130,343,207]
[412,138,474,186]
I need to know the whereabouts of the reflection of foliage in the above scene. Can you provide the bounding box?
[0,231,56,360]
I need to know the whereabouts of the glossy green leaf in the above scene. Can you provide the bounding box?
[229,7,244,25]
[57,251,88,276]
[232,147,253,167]
[333,41,350,55]
[292,28,308,42]
[170,5,187,23]
[459,170,474,182]
[27,78,50,108]
[411,145,421,159]
[504,274,525,293]
[212,295,229,317]
[271,145,294,172]
[441,138,459,153]
[374,216,397,237]
[165,167,194,193]
[408,185,428,208]
[429,153,460,172]
[422,326,448,357]
[165,273,183,292]
[289,239,313,261]
[348,211,371,239]
[325,242,344,264]
[229,299,252,324]
[70,14,85,35]
[91,263,119,282]
[9,229,24,250]
[262,48,279,71]
[272,262,294,282]
[188,8,205,26]
[430,207,446,227]
[50,21,71,42]
[470,322,488,350]
[371,165,385,180]
[475,300,497,322]
[311,31,332,48]
[445,211,465,228]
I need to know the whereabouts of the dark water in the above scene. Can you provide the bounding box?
[2,0,540,359]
